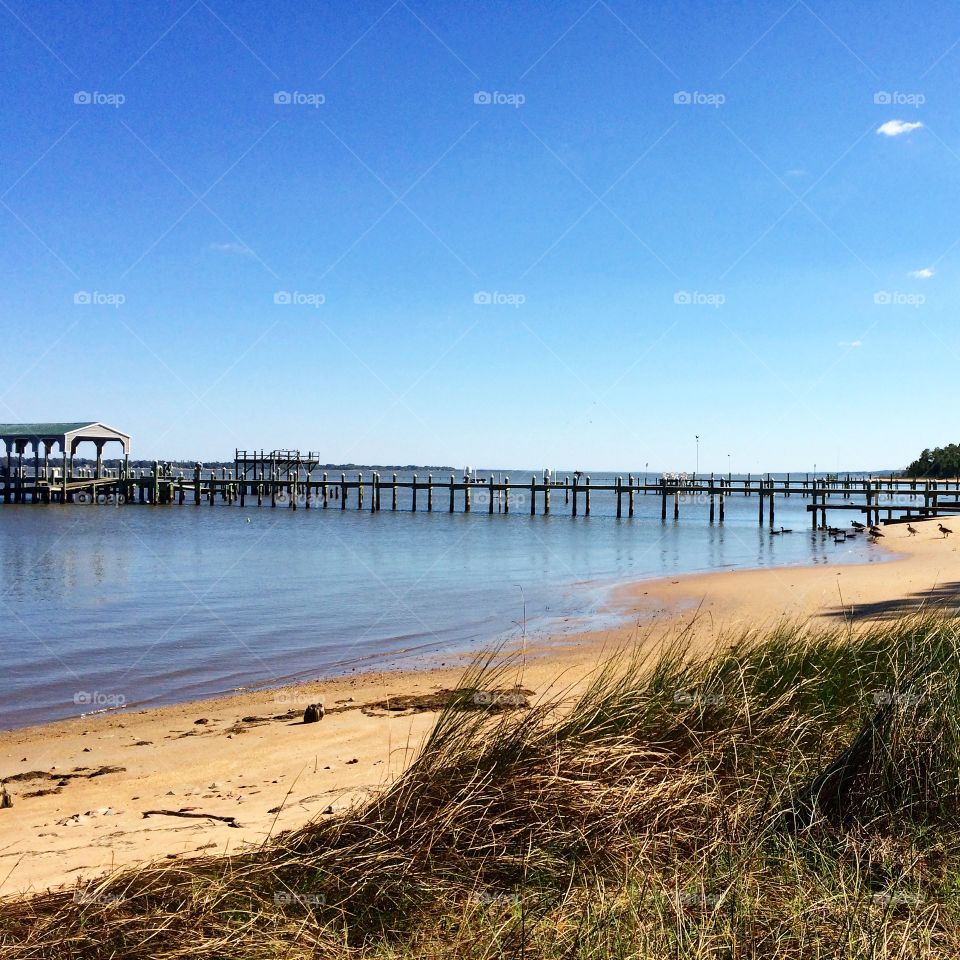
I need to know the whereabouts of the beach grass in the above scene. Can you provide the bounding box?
[4,613,960,958]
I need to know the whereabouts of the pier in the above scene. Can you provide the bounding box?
[1,433,958,528]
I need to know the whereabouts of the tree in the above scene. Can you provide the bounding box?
[905,444,960,478]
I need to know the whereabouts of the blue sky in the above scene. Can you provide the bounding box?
[0,0,955,471]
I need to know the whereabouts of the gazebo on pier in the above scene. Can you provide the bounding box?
[0,421,131,502]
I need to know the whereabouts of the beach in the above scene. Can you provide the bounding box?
[1,515,957,898]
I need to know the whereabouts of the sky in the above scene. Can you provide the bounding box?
[0,0,955,472]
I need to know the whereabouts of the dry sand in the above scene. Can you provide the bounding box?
[2,515,958,898]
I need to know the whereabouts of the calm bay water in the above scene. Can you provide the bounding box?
[0,475,886,729]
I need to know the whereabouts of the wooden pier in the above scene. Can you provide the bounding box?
[2,448,959,528]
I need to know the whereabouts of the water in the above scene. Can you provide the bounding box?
[0,475,887,730]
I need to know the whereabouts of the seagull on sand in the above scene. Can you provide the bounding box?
[939,523,953,538]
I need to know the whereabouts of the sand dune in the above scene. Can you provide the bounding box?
[1,515,957,897]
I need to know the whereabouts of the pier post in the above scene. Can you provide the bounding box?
[572,475,578,517]
[449,474,454,513]
[428,474,433,511]
[709,473,715,522]
[489,476,495,514]
[504,476,510,514]
[719,479,725,522]
[194,464,201,505]
[392,474,398,510]
[322,472,328,508]
[530,476,536,515]
[758,480,764,525]
[565,478,569,506]
[585,476,591,516]
[661,479,667,521]
[412,474,418,512]
[357,473,363,509]
[616,476,622,519]
[465,478,471,513]
[674,486,679,520]
[628,474,635,517]
[769,483,775,529]
[544,477,550,514]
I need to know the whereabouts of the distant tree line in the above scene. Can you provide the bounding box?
[904,445,960,478]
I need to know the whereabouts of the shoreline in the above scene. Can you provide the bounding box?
[1,516,957,897]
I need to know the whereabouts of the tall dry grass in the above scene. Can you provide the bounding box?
[4,614,960,958]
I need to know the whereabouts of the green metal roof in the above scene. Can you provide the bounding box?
[0,422,98,437]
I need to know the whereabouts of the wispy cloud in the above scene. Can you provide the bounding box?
[785,168,806,178]
[210,241,253,255]
[876,119,923,137]
[908,266,934,279]
[838,339,862,348]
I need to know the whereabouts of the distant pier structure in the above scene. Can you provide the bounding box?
[1,429,959,528]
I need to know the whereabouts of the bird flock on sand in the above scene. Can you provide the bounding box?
[825,519,954,544]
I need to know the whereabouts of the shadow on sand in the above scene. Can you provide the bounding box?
[824,581,960,622]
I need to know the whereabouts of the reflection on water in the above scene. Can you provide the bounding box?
[0,481,884,729]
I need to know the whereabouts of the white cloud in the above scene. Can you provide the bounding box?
[876,119,923,137]
[210,242,252,255]
[908,266,934,279]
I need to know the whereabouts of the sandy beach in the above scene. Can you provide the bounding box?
[2,516,958,899]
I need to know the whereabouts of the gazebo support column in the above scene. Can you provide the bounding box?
[3,441,10,504]
[32,441,40,503]
[15,441,25,504]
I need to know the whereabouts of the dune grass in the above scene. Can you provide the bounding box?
[4,614,960,958]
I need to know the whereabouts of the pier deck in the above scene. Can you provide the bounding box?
[2,449,958,528]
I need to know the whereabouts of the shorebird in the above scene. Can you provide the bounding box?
[869,527,885,538]
[851,521,866,531]
[939,523,953,538]
[907,524,918,536]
